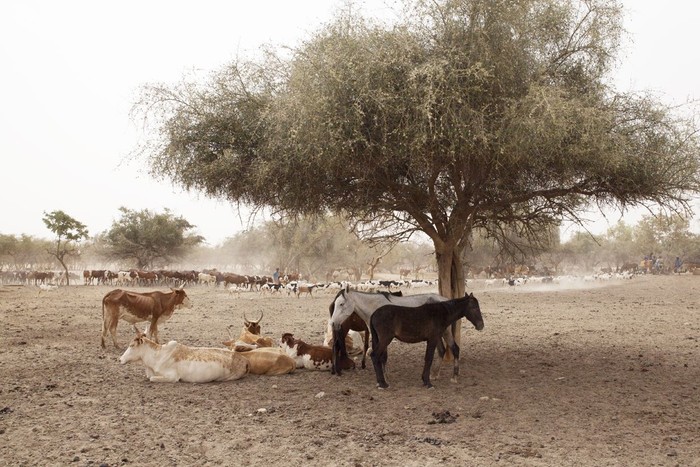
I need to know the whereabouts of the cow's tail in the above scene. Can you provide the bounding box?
[100,295,107,349]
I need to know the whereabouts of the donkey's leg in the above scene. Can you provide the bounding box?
[370,328,390,388]
[432,326,456,380]
[450,342,461,383]
[361,330,370,369]
[430,338,446,380]
[371,346,389,389]
[422,340,438,389]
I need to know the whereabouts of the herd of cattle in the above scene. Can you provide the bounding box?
[83,269,438,295]
[103,286,370,383]
[1,268,438,298]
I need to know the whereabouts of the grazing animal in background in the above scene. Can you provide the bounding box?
[291,282,317,298]
[227,284,245,297]
[101,287,190,349]
[279,333,353,371]
[328,287,450,376]
[119,331,249,383]
[198,272,217,286]
[260,283,284,295]
[236,347,296,375]
[37,283,58,296]
[369,293,484,389]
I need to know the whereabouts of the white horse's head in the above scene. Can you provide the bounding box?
[329,286,354,330]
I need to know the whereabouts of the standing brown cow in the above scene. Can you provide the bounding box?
[101,288,190,349]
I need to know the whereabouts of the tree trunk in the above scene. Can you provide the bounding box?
[435,244,467,355]
[58,260,70,286]
[349,266,362,282]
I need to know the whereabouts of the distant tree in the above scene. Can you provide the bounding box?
[564,231,605,272]
[602,221,637,269]
[0,234,18,270]
[633,214,696,265]
[42,211,89,285]
[219,227,271,273]
[100,207,204,269]
[395,241,436,279]
[261,215,390,281]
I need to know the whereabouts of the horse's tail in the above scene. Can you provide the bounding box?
[331,327,343,376]
[369,315,378,353]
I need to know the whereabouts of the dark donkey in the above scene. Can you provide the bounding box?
[369,293,484,389]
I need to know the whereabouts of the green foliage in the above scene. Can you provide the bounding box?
[634,214,696,260]
[43,210,89,243]
[100,207,203,269]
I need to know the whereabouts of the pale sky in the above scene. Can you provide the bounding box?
[1,1,698,245]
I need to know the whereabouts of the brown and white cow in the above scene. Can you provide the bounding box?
[101,287,190,349]
[119,331,249,383]
[235,347,296,375]
[83,269,108,285]
[280,333,354,371]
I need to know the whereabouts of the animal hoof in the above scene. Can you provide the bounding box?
[450,377,458,384]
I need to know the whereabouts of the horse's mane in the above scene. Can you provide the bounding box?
[379,290,403,300]
[331,289,402,315]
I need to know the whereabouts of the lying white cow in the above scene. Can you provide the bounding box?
[119,332,249,383]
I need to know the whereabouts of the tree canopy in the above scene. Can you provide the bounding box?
[99,207,204,269]
[134,0,700,301]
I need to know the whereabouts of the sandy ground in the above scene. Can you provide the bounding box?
[0,275,698,466]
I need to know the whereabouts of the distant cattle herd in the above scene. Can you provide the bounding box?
[0,268,438,297]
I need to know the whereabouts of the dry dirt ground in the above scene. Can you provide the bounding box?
[1,274,698,466]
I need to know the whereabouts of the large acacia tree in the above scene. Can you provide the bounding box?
[135,0,700,304]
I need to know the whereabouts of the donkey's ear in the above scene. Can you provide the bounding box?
[469,292,474,297]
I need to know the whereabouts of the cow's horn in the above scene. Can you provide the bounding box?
[243,312,250,324]
[252,311,263,324]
